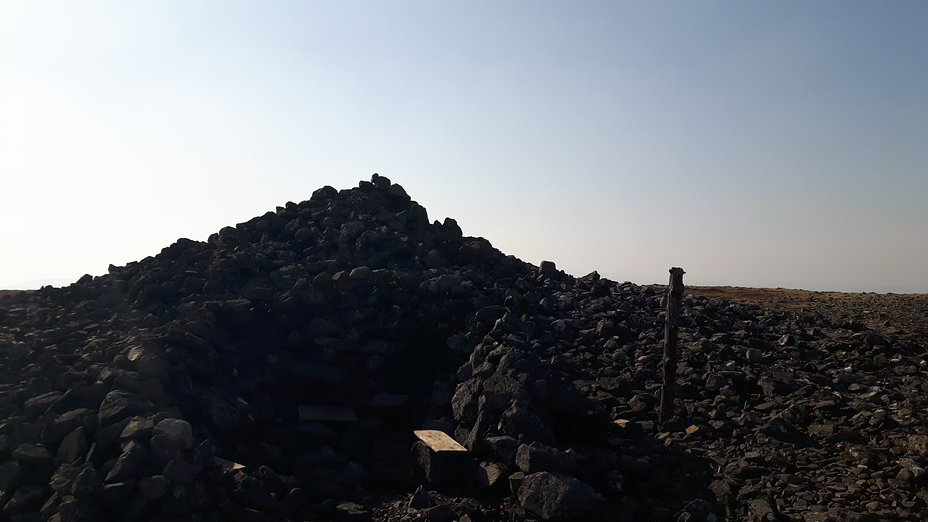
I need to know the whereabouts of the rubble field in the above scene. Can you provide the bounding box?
[1,176,926,522]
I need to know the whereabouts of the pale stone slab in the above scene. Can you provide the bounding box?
[413,430,466,452]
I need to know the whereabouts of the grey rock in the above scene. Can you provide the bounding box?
[57,493,102,522]
[97,391,151,427]
[12,443,52,467]
[196,392,241,432]
[3,485,46,514]
[152,418,193,450]
[0,460,23,491]
[45,408,95,443]
[231,471,274,509]
[517,471,604,520]
[486,435,519,463]
[49,463,80,494]
[119,416,154,441]
[477,461,505,490]
[97,482,133,507]
[451,379,480,424]
[516,442,575,474]
[334,501,370,521]
[70,466,101,497]
[408,485,433,509]
[56,426,89,465]
[162,459,193,483]
[420,504,454,522]
[105,440,147,483]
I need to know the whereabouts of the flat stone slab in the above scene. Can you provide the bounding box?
[298,405,358,422]
[413,430,466,452]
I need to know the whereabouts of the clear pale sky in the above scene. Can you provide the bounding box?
[2,1,926,292]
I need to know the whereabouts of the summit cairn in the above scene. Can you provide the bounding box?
[0,175,925,520]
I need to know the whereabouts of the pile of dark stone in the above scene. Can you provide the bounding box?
[1,175,926,521]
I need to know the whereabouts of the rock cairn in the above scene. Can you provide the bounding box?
[0,175,926,521]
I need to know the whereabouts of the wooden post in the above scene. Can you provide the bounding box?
[660,267,685,422]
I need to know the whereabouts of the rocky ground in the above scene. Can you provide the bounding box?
[1,176,926,522]
[682,287,928,337]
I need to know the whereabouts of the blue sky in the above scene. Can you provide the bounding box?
[1,1,926,292]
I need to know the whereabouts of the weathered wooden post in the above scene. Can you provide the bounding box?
[660,267,685,422]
